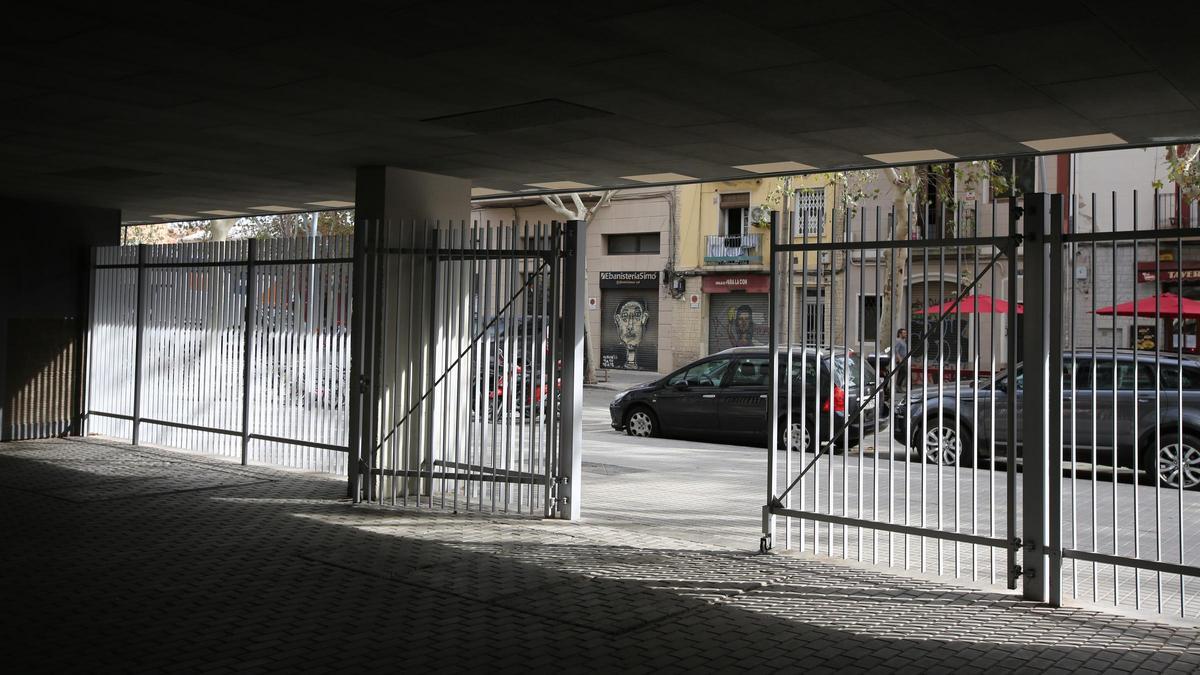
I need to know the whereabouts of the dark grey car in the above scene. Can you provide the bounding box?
[895,350,1200,488]
[610,346,888,451]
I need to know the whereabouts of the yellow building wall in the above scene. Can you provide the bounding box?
[676,174,835,271]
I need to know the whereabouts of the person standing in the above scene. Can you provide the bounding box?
[892,328,909,392]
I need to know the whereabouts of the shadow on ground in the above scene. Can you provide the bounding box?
[1,438,1198,673]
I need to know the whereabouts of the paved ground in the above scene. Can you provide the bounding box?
[4,436,1200,673]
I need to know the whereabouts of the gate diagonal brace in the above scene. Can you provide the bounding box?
[771,241,1016,506]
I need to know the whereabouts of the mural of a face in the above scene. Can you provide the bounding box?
[614,299,650,368]
[730,304,756,347]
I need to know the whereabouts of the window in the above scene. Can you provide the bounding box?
[800,290,825,345]
[668,358,730,387]
[727,357,770,387]
[860,295,881,341]
[720,192,750,237]
[607,232,660,255]
[794,188,825,238]
[991,157,1035,199]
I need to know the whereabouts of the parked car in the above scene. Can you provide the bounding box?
[894,350,1200,489]
[609,346,888,451]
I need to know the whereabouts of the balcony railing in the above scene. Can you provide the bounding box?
[705,233,762,265]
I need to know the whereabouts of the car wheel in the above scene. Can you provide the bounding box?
[1146,433,1200,490]
[920,423,965,467]
[778,419,811,453]
[625,407,657,438]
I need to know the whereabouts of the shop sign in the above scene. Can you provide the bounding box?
[599,271,659,289]
[1136,262,1200,283]
[702,273,770,294]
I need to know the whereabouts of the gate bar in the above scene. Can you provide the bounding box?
[556,219,585,520]
[131,244,146,446]
[775,234,1013,253]
[769,506,1010,549]
[240,239,257,466]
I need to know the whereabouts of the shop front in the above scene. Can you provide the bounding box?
[704,273,770,354]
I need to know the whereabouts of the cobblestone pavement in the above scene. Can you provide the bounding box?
[3,438,1200,673]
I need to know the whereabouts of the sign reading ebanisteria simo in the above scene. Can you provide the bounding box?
[598,271,659,289]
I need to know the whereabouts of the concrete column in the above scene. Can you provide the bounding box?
[349,167,470,501]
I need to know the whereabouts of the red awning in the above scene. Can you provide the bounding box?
[914,294,1023,315]
[1094,293,1200,319]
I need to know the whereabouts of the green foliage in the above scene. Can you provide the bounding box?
[1163,145,1200,200]
[121,210,355,244]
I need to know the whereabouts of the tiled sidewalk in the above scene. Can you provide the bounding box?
[2,438,1199,673]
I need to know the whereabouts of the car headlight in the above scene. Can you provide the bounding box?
[612,389,631,405]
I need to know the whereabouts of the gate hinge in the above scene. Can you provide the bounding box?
[553,476,569,485]
[759,533,773,554]
[358,375,370,393]
[1011,564,1036,580]
[1010,537,1035,552]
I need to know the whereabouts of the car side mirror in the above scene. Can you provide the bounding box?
[674,380,689,391]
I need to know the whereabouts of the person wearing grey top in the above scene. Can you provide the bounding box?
[893,328,908,391]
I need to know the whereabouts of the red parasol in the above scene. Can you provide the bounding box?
[914,293,1023,315]
[1094,292,1200,319]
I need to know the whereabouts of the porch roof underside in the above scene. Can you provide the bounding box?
[5,2,1200,224]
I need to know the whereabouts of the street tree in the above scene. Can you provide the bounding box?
[541,190,617,384]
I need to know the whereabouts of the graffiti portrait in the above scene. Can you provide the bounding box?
[614,298,650,369]
[727,303,758,348]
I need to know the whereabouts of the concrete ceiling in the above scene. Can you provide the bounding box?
[4,2,1200,223]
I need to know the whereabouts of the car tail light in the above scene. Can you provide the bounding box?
[822,386,846,413]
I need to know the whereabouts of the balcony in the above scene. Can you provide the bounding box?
[704,233,762,265]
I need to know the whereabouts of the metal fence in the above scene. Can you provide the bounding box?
[351,220,574,517]
[764,197,1020,587]
[764,190,1200,620]
[85,236,353,473]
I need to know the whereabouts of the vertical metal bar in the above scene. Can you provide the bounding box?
[842,206,850,558]
[1005,203,1019,591]
[556,219,585,520]
[1068,196,1078,600]
[953,202,962,580]
[920,216,929,573]
[857,205,866,562]
[347,223,367,499]
[1153,190,1164,613]
[1131,190,1142,610]
[1091,192,1099,604]
[1047,193,1064,607]
[799,198,810,554]
[503,224,516,510]
[241,239,257,465]
[872,206,881,565]
[766,205,780,550]
[1111,192,1119,606]
[1177,215,1186,617]
[784,203,795,551]
[936,211,945,577]
[905,206,913,571]
[131,244,147,446]
[545,222,563,517]
[1020,192,1056,603]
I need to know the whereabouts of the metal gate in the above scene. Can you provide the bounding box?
[764,188,1200,619]
[764,195,1023,590]
[351,219,579,517]
[85,237,354,472]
